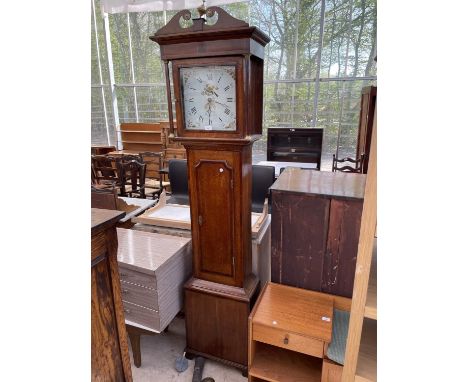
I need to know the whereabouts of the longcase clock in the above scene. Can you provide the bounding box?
[151,7,270,373]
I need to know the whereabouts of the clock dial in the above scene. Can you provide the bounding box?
[180,65,237,131]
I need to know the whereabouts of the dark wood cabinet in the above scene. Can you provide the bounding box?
[356,86,377,174]
[270,169,365,298]
[267,127,323,169]
[91,208,132,382]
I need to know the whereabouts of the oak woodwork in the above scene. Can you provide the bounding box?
[270,169,365,298]
[356,86,377,174]
[91,208,132,382]
[151,7,270,371]
[119,123,163,153]
[342,106,377,382]
[248,283,335,382]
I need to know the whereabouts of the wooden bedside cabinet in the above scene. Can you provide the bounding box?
[248,282,335,382]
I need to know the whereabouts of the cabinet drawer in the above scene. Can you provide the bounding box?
[253,323,324,358]
[122,301,160,332]
[269,152,320,163]
[120,281,158,311]
[118,267,156,290]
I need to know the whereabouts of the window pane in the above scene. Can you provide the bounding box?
[316,78,375,170]
[320,0,377,78]
[109,13,132,83]
[136,86,169,122]
[128,12,166,83]
[91,86,116,145]
[116,87,136,122]
[91,5,100,85]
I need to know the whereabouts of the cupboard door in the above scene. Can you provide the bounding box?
[322,199,363,297]
[271,192,329,291]
[91,256,126,382]
[190,151,240,286]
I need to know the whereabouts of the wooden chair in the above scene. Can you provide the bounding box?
[139,152,171,199]
[91,155,119,188]
[117,159,147,198]
[332,154,365,173]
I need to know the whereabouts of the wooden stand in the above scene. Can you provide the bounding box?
[185,275,259,373]
[248,283,347,382]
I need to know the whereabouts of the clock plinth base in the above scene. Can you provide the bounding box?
[184,275,260,370]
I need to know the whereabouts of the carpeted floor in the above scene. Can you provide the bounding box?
[128,317,247,382]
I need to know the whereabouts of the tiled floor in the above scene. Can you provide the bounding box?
[129,317,247,382]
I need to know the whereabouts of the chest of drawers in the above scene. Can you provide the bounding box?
[267,127,323,169]
[116,228,192,333]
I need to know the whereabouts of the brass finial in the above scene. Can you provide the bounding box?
[197,0,207,18]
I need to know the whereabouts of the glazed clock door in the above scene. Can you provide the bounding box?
[180,65,237,131]
[190,150,241,286]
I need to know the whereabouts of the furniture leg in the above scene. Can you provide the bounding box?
[128,330,142,368]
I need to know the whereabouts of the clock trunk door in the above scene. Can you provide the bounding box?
[189,150,241,286]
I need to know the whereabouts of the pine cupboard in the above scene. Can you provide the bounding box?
[270,169,365,298]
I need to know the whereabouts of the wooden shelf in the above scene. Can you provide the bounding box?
[364,238,377,320]
[121,141,163,145]
[250,342,322,382]
[355,318,377,382]
[118,130,161,134]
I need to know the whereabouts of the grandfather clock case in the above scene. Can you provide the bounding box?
[151,7,270,372]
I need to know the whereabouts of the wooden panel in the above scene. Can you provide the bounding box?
[252,283,333,342]
[249,342,322,382]
[271,192,329,291]
[120,122,161,132]
[122,301,160,332]
[253,323,324,358]
[120,131,162,143]
[91,256,125,382]
[355,319,377,382]
[364,239,377,319]
[122,142,164,153]
[120,281,158,310]
[321,359,343,382]
[322,199,363,298]
[185,287,251,366]
[195,159,235,278]
[341,107,377,382]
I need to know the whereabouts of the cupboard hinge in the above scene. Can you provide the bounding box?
[231,179,234,189]
[198,215,203,226]
[232,257,235,267]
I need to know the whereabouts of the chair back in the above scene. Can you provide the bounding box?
[252,165,276,213]
[117,159,146,198]
[168,159,189,205]
[332,154,365,173]
[91,155,118,185]
[139,152,163,180]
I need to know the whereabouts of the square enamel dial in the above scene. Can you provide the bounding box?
[180,65,236,131]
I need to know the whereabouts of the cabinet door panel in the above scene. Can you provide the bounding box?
[271,192,329,291]
[91,257,126,382]
[322,199,363,297]
[195,159,234,277]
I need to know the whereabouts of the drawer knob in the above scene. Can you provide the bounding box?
[120,273,128,277]
[283,335,289,345]
[122,289,129,294]
[124,308,131,314]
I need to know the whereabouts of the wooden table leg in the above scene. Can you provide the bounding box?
[126,325,142,368]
